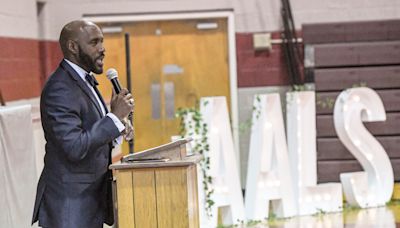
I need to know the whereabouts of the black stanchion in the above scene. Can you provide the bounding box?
[125,32,134,154]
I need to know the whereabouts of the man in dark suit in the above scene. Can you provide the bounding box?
[32,20,133,228]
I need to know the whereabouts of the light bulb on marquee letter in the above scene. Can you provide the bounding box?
[334,87,393,208]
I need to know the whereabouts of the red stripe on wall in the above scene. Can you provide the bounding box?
[236,32,292,87]
[1,32,294,101]
[0,37,41,101]
[0,37,61,102]
[39,40,63,85]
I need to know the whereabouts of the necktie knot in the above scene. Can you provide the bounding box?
[85,73,99,87]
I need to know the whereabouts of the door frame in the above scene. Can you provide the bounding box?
[85,10,240,160]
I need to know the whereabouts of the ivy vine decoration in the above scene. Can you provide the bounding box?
[285,84,312,110]
[238,95,262,134]
[315,82,367,110]
[288,83,336,111]
[292,84,309,92]
[175,102,214,217]
[352,82,367,88]
[315,95,335,110]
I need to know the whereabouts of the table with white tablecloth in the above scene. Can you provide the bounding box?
[0,105,39,228]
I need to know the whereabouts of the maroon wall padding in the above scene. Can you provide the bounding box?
[311,41,400,68]
[316,113,400,137]
[316,89,400,114]
[303,20,400,183]
[317,159,400,183]
[317,136,400,160]
[314,66,400,92]
[303,20,400,44]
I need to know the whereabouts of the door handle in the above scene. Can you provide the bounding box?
[164,82,175,119]
[151,83,161,119]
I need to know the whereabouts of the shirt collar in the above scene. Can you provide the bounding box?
[64,59,91,81]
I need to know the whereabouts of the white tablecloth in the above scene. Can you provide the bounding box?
[0,105,38,228]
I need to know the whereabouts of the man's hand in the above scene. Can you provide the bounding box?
[122,120,134,141]
[110,88,134,120]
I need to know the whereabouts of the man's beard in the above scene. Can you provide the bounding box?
[78,46,103,74]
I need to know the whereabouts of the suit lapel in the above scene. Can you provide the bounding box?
[94,86,109,113]
[60,60,104,117]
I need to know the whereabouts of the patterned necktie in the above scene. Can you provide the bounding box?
[85,73,99,87]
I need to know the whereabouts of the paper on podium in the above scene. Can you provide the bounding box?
[121,137,192,163]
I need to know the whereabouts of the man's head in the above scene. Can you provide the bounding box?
[59,20,105,74]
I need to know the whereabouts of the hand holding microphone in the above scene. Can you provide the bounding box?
[107,68,134,141]
[110,88,133,120]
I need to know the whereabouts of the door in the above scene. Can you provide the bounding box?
[98,18,230,153]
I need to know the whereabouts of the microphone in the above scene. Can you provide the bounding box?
[106,68,134,143]
[106,68,122,94]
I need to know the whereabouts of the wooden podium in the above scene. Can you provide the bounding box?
[110,138,201,228]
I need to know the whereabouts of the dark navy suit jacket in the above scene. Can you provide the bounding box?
[32,60,120,227]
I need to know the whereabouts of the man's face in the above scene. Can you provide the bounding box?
[76,25,105,74]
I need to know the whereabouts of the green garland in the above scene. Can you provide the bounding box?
[238,95,262,135]
[290,82,368,109]
[175,103,214,217]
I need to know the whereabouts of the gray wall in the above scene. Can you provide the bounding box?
[0,0,38,38]
[1,0,399,39]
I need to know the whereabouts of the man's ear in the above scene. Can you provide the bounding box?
[67,40,79,55]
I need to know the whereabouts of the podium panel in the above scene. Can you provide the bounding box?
[115,165,199,228]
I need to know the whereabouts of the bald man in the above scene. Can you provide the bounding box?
[32,20,133,228]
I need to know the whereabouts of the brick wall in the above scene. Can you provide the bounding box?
[236,32,292,87]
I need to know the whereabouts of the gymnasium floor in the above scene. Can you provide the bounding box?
[219,201,400,228]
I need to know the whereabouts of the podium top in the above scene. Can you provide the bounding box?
[110,138,202,170]
[109,154,202,170]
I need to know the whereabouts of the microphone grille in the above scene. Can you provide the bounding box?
[106,68,118,80]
